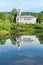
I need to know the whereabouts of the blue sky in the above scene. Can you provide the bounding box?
[0,0,43,12]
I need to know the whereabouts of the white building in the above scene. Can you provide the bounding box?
[16,9,36,24]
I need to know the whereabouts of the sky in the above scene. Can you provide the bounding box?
[0,0,43,12]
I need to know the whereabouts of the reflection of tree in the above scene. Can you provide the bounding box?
[36,31,43,44]
[0,34,16,45]
[38,37,43,44]
[0,30,43,45]
[0,34,21,45]
[11,31,43,45]
[10,34,21,49]
[17,42,21,50]
[10,34,16,45]
[0,35,10,45]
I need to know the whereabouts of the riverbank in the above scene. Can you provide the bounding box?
[0,30,9,35]
[0,23,43,35]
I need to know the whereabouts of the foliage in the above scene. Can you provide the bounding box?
[36,13,43,23]
[0,8,43,35]
[0,12,7,20]
[0,19,11,31]
[22,12,39,17]
[34,24,43,29]
[11,9,17,16]
[8,14,14,22]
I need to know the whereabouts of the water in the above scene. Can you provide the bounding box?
[0,33,43,65]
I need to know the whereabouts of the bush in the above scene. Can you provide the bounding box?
[8,14,14,22]
[0,12,7,20]
[0,19,11,30]
[34,24,43,29]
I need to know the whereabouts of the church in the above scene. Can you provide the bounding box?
[16,9,36,24]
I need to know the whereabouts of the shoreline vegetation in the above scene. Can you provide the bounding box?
[0,23,43,35]
[0,25,43,44]
[0,9,43,35]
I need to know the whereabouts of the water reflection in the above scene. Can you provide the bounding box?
[0,33,43,45]
[0,35,42,49]
[0,33,43,65]
[0,35,43,65]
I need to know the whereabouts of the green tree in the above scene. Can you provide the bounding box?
[41,16,43,23]
[8,14,14,22]
[37,13,43,23]
[0,19,11,30]
[41,11,43,13]
[11,9,17,16]
[11,9,17,23]
[0,12,7,20]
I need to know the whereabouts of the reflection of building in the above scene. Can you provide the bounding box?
[16,35,36,43]
[16,37,21,43]
[16,38,21,50]
[17,43,21,50]
[39,37,43,44]
[16,9,36,24]
[16,35,36,50]
[21,35,36,42]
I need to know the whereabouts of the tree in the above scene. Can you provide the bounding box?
[41,11,43,13]
[8,14,14,23]
[37,13,43,23]
[11,9,17,23]
[13,14,17,23]
[0,12,7,21]
[11,9,17,16]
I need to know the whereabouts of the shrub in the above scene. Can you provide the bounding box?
[0,19,11,30]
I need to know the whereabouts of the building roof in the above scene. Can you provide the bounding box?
[17,15,36,19]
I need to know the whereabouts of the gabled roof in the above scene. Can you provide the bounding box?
[17,15,36,18]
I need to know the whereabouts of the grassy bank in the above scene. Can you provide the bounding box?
[0,30,9,35]
[0,23,43,35]
[11,23,43,31]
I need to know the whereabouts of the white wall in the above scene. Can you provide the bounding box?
[16,17,36,24]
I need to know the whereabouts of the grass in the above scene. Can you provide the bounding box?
[0,30,9,35]
[0,23,43,35]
